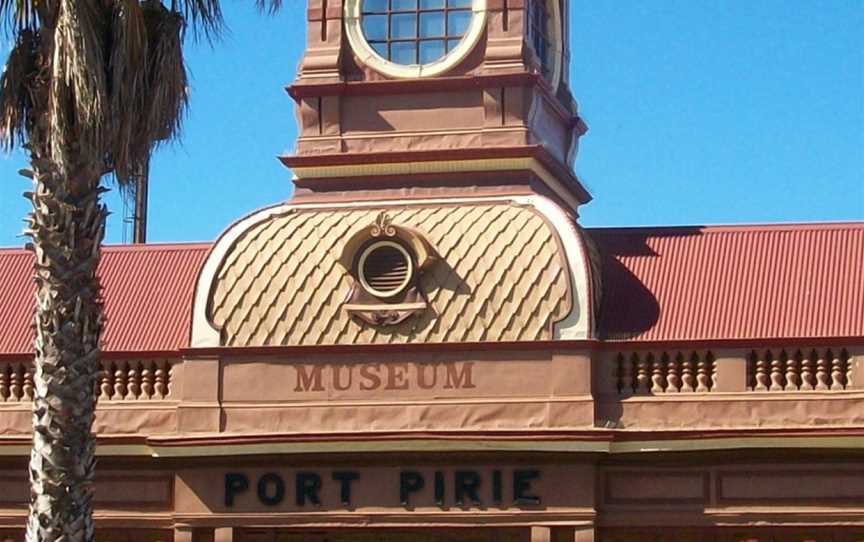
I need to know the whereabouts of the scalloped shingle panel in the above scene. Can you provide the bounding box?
[209,202,572,346]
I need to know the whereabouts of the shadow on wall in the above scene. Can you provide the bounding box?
[587,226,705,341]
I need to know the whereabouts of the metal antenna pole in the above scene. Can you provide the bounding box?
[132,160,149,244]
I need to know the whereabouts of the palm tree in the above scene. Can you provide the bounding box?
[0,1,277,539]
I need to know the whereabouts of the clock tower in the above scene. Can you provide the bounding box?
[280,0,590,211]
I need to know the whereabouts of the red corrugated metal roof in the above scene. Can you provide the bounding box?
[591,222,864,342]
[1,222,861,354]
[0,243,209,356]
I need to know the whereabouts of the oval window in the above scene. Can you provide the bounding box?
[345,0,487,78]
[357,240,415,298]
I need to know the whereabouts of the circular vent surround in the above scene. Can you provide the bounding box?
[357,240,414,299]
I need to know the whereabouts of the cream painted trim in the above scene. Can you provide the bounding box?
[192,196,529,347]
[190,194,589,347]
[299,126,529,141]
[515,195,592,340]
[150,439,610,458]
[88,435,864,458]
[524,0,563,91]
[173,511,598,525]
[2,435,862,457]
[191,204,290,347]
[344,0,487,79]
[357,240,414,298]
[547,0,563,92]
[608,435,864,454]
[291,157,583,210]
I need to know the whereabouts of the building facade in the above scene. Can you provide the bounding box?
[0,1,863,541]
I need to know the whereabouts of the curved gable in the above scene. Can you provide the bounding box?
[192,196,595,347]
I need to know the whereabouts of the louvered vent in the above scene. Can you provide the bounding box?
[358,241,414,298]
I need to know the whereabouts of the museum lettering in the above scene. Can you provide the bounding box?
[293,362,477,392]
[224,469,541,508]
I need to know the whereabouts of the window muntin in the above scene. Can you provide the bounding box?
[361,0,474,66]
[527,0,553,79]
[525,0,562,90]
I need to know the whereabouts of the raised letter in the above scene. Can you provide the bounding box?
[492,470,503,504]
[224,473,249,507]
[296,472,322,506]
[513,470,541,505]
[332,471,360,506]
[417,363,439,390]
[400,471,425,506]
[386,363,410,390]
[455,470,481,506]
[359,363,382,390]
[445,362,476,389]
[257,473,285,506]
[294,365,324,392]
[333,365,354,391]
[434,471,445,506]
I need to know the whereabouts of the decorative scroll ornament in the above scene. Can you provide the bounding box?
[370,212,397,238]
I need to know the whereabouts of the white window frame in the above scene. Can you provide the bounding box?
[527,0,563,91]
[344,0,488,79]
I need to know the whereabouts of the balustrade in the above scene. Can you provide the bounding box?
[616,351,715,395]
[748,348,851,392]
[0,359,175,402]
[98,359,174,401]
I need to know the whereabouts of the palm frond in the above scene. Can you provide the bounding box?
[49,0,108,172]
[0,0,41,33]
[142,3,188,147]
[168,0,223,42]
[0,28,38,151]
[108,0,148,183]
[255,0,282,15]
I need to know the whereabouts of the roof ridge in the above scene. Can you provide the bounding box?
[586,220,864,234]
[102,241,212,251]
[0,241,213,255]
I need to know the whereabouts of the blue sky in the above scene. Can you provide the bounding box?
[0,0,861,247]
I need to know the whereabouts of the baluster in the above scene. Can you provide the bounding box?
[831,350,845,391]
[665,352,680,393]
[22,363,33,401]
[649,353,665,394]
[114,361,128,400]
[126,362,141,400]
[98,363,113,401]
[0,365,8,402]
[696,352,710,392]
[167,362,174,398]
[800,350,815,391]
[845,350,853,390]
[709,351,718,391]
[678,352,693,392]
[154,362,168,399]
[9,363,21,401]
[815,351,830,390]
[783,350,799,391]
[634,353,650,394]
[754,350,769,391]
[769,350,784,391]
[140,362,154,400]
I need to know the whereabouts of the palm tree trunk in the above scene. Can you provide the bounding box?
[24,155,106,542]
